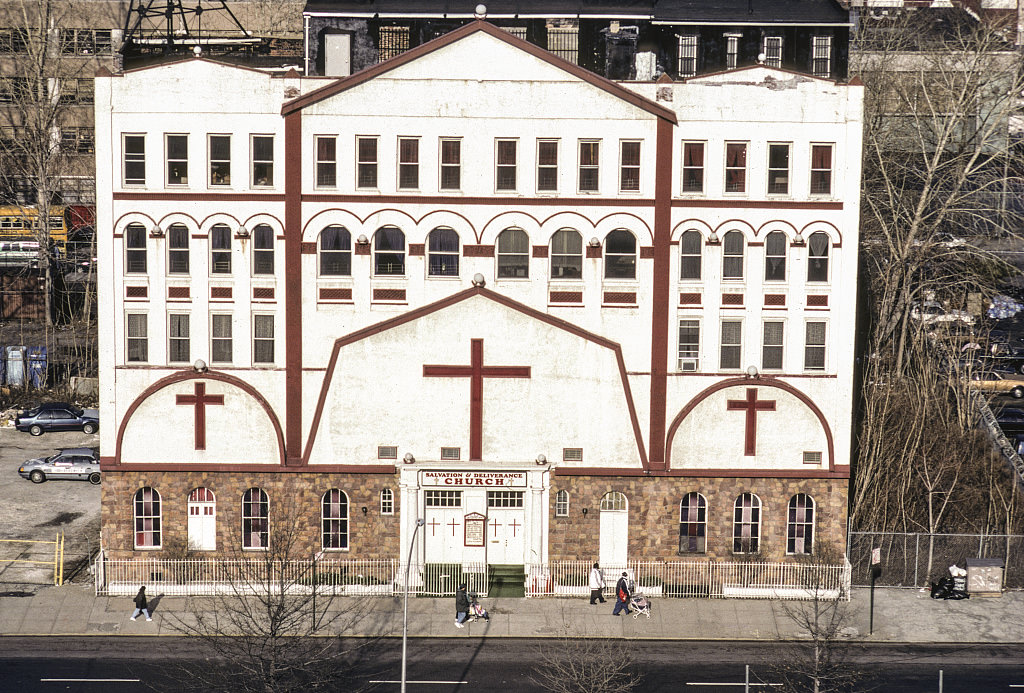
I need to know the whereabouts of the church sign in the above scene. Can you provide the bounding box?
[463,512,486,547]
[420,471,527,487]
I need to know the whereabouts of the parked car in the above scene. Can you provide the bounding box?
[911,300,974,326]
[995,407,1024,438]
[969,371,1024,399]
[18,447,101,485]
[14,402,99,436]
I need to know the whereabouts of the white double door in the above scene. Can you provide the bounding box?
[423,490,526,565]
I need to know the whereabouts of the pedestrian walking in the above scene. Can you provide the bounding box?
[612,572,631,616]
[454,582,470,628]
[130,585,152,621]
[589,562,606,604]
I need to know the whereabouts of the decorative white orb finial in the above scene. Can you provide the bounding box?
[474,4,487,19]
[193,45,202,57]
[472,273,486,287]
[193,359,207,372]
[746,365,759,378]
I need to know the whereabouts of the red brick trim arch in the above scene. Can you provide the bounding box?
[111,370,286,466]
[664,376,835,471]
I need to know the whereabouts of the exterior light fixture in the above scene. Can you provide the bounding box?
[472,273,486,287]
[536,454,547,465]
[193,359,208,373]
[403,453,415,464]
[746,365,759,378]
[474,4,487,19]
[707,230,719,244]
[588,237,601,247]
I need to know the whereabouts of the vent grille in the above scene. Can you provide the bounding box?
[562,447,583,462]
[125,285,148,298]
[803,451,823,465]
[721,293,744,306]
[210,286,232,299]
[764,294,786,306]
[603,291,636,305]
[253,287,275,300]
[679,292,701,305]
[807,295,829,307]
[550,291,583,304]
[440,447,461,460]
[167,286,190,299]
[373,288,406,302]
[319,287,352,301]
[377,445,398,459]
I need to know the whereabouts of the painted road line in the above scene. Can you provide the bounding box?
[41,679,141,683]
[369,681,469,685]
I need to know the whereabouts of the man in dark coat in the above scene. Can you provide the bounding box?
[454,583,470,628]
[612,572,631,616]
[130,585,152,621]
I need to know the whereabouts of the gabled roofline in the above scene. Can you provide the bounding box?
[282,20,677,123]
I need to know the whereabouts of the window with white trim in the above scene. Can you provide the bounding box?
[807,232,830,282]
[210,224,231,274]
[678,319,700,372]
[165,134,187,185]
[427,227,459,277]
[679,492,707,554]
[252,224,274,275]
[725,34,740,70]
[764,231,787,281]
[211,314,233,363]
[319,225,351,276]
[168,313,190,363]
[810,144,833,195]
[679,230,702,280]
[787,494,815,555]
[123,134,145,186]
[555,489,569,517]
[495,138,517,191]
[167,223,189,274]
[763,36,782,68]
[720,319,742,370]
[187,487,216,551]
[134,487,162,549]
[251,135,274,186]
[125,223,147,273]
[209,134,230,186]
[767,143,790,195]
[356,136,378,188]
[681,142,704,193]
[805,321,826,371]
[440,138,461,190]
[550,228,582,279]
[733,493,761,553]
[315,135,337,187]
[242,487,269,549]
[619,140,640,192]
[425,490,462,507]
[604,229,636,279]
[762,320,785,370]
[600,491,627,511]
[725,142,746,193]
[126,313,147,362]
[397,136,419,190]
[578,140,599,192]
[812,35,831,78]
[677,34,698,77]
[253,314,274,364]
[497,228,529,279]
[374,226,405,276]
[537,139,558,192]
[322,489,349,550]
[380,488,394,515]
[722,230,744,280]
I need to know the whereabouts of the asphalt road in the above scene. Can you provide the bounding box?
[2,638,1024,692]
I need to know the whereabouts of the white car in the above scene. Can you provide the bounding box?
[910,301,974,326]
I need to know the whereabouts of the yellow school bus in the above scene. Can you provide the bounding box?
[0,206,69,255]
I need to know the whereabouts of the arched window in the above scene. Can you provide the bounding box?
[187,487,216,551]
[604,229,636,280]
[722,230,744,280]
[319,225,351,276]
[807,232,829,282]
[374,226,405,276]
[679,492,707,554]
[764,231,787,281]
[252,224,274,275]
[550,228,582,279]
[555,489,569,517]
[167,223,189,274]
[679,230,702,280]
[427,227,460,277]
[379,488,394,515]
[600,491,628,511]
[242,487,269,549]
[134,487,161,549]
[322,489,349,550]
[732,493,761,554]
[210,224,231,274]
[497,228,529,279]
[787,494,815,555]
[125,223,147,274]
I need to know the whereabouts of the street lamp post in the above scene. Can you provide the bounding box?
[401,518,425,693]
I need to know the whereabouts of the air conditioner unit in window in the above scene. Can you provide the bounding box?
[679,357,698,372]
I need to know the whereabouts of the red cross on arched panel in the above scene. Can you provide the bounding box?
[727,388,776,456]
[175,382,225,450]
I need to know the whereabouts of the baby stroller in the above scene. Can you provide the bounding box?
[629,593,652,619]
[468,593,490,622]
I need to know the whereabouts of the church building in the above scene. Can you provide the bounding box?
[95,21,863,585]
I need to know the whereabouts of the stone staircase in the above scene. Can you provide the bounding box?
[487,564,526,598]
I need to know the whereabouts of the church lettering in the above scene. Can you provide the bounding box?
[420,470,527,487]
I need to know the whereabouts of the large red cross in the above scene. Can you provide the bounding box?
[427,518,440,536]
[423,339,531,461]
[489,518,502,537]
[176,382,224,451]
[727,387,775,456]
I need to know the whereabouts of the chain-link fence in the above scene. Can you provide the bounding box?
[848,531,1024,588]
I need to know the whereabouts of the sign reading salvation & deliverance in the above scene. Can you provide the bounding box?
[420,470,527,487]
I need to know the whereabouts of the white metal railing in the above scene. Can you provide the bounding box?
[95,555,850,601]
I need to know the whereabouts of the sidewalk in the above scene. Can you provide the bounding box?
[2,584,1022,642]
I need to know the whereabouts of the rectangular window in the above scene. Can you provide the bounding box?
[61,127,94,154]
[805,321,826,371]
[251,135,274,186]
[315,135,337,187]
[126,313,147,362]
[440,138,461,190]
[209,134,230,186]
[123,134,145,186]
[720,319,742,370]
[725,34,740,70]
[125,224,147,273]
[210,224,231,274]
[810,144,833,195]
[678,319,700,372]
[537,139,558,192]
[166,134,188,185]
[252,224,275,275]
[424,490,462,507]
[356,136,378,188]
[725,142,746,193]
[397,136,419,189]
[763,36,782,68]
[812,35,832,78]
[578,140,600,192]
[487,491,524,508]
[619,140,641,192]
[211,314,233,363]
[762,321,784,370]
[168,313,190,363]
[682,142,704,193]
[253,314,275,364]
[496,139,517,191]
[767,143,790,195]
[167,225,189,274]
[677,34,698,77]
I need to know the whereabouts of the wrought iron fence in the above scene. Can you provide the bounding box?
[96,554,850,600]
[848,531,1024,588]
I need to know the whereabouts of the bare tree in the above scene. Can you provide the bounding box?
[530,610,641,693]
[152,495,378,693]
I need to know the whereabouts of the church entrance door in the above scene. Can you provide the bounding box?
[599,491,628,567]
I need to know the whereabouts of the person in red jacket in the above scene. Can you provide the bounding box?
[612,572,631,616]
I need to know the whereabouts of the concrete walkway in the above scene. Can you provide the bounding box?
[2,584,1023,642]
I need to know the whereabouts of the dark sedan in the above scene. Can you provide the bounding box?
[995,407,1024,438]
[14,402,99,436]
